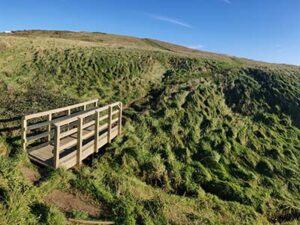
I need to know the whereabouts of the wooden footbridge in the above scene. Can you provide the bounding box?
[22,99,122,169]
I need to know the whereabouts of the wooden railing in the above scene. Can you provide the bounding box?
[53,102,122,168]
[22,99,99,152]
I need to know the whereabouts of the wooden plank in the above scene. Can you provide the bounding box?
[60,127,118,169]
[26,109,92,132]
[77,117,83,165]
[82,127,119,154]
[111,118,118,124]
[27,141,51,152]
[54,126,60,168]
[22,116,27,151]
[82,141,95,159]
[25,99,98,120]
[39,127,118,169]
[99,127,118,150]
[118,103,122,135]
[83,120,95,129]
[99,114,108,121]
[47,114,52,142]
[60,138,77,151]
[53,102,120,127]
[60,127,78,139]
[55,114,84,127]
[27,120,49,130]
[28,144,53,162]
[59,126,95,150]
[66,109,71,131]
[109,101,121,108]
[94,111,99,153]
[82,129,95,140]
[96,105,109,113]
[99,123,108,132]
[29,155,53,168]
[107,106,112,143]
[111,110,119,116]
[60,154,77,169]
[27,131,50,142]
[25,101,122,170]
[55,108,97,127]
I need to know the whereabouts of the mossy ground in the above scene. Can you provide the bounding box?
[0,30,299,224]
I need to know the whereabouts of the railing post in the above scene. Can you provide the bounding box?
[94,110,100,153]
[66,109,71,131]
[54,125,60,168]
[47,114,52,142]
[77,117,83,165]
[118,102,122,135]
[107,106,112,143]
[22,116,27,151]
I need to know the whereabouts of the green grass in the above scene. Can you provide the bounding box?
[0,30,299,224]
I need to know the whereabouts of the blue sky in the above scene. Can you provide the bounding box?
[0,0,299,65]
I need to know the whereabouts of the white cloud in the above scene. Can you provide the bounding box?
[222,0,232,4]
[148,14,192,28]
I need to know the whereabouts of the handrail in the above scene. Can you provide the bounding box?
[22,99,99,152]
[54,102,121,127]
[26,109,91,131]
[24,99,98,120]
[52,101,123,168]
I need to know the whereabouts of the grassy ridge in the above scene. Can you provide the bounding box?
[0,30,299,224]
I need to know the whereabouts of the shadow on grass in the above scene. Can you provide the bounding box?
[30,202,50,224]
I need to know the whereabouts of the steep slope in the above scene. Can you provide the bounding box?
[0,30,299,225]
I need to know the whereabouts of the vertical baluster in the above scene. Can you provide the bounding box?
[107,106,112,143]
[66,109,71,131]
[22,117,27,151]
[54,125,60,168]
[118,102,122,135]
[94,110,100,153]
[77,117,83,165]
[47,114,52,142]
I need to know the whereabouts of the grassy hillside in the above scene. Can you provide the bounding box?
[0,30,299,225]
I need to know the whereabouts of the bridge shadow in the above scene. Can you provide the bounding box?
[0,115,22,133]
[0,115,22,156]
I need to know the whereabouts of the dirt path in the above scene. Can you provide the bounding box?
[20,164,41,184]
[20,164,101,217]
[45,190,101,217]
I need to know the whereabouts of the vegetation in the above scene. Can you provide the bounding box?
[0,30,299,224]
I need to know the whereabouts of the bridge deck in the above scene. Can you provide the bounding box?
[28,125,118,169]
[22,100,122,169]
